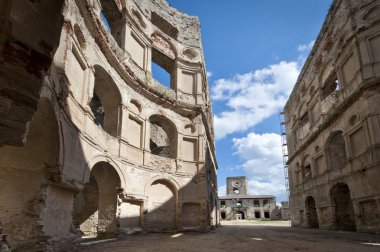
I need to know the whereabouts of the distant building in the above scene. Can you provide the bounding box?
[219,177,277,220]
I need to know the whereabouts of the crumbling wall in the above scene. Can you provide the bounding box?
[284,0,380,233]
[0,0,218,249]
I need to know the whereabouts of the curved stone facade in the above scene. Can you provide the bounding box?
[0,0,218,250]
[284,0,380,234]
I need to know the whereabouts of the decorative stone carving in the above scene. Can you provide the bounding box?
[182,48,198,60]
[151,32,175,59]
[149,154,175,173]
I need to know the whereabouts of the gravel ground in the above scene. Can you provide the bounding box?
[78,221,380,252]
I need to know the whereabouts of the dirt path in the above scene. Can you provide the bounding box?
[78,222,380,252]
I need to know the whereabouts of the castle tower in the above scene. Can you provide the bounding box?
[226,176,248,195]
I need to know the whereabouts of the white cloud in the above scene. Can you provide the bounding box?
[207,71,213,78]
[212,61,300,139]
[297,40,315,52]
[233,132,287,201]
[218,184,226,196]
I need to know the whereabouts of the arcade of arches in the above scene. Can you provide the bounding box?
[0,0,218,250]
[284,0,380,235]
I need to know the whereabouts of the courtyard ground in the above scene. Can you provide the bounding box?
[78,221,380,252]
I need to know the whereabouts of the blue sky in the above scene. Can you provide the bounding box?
[166,0,332,202]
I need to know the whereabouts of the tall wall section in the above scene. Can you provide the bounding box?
[284,0,380,233]
[0,0,218,250]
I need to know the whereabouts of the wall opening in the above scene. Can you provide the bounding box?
[220,201,226,207]
[152,48,175,89]
[151,12,178,39]
[254,200,260,207]
[306,196,319,228]
[263,200,269,208]
[149,115,177,158]
[91,66,122,138]
[331,184,356,231]
[326,131,347,170]
[264,211,270,219]
[221,212,226,220]
[152,61,171,88]
[236,201,242,208]
[72,162,121,238]
[322,75,340,100]
[99,0,123,47]
[236,211,245,220]
[255,211,261,219]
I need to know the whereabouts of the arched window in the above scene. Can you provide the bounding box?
[326,131,347,170]
[90,66,122,137]
[149,115,177,158]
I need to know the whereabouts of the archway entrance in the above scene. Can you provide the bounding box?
[72,162,121,238]
[331,184,356,231]
[306,196,319,228]
[145,180,176,231]
[221,212,226,220]
[236,211,245,220]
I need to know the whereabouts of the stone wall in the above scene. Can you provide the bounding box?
[0,0,218,250]
[284,0,380,234]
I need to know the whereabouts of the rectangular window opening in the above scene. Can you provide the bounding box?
[151,12,178,38]
[323,74,340,99]
[152,48,175,89]
[263,200,269,208]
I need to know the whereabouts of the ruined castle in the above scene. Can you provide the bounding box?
[284,0,380,233]
[0,0,218,250]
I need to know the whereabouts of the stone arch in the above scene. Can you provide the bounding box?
[130,99,142,113]
[325,131,347,170]
[149,114,178,158]
[86,154,126,190]
[305,196,319,228]
[72,161,122,237]
[144,175,180,194]
[144,178,178,231]
[330,183,356,231]
[91,65,122,138]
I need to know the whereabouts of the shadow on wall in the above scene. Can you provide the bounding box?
[117,160,218,233]
[72,151,219,236]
